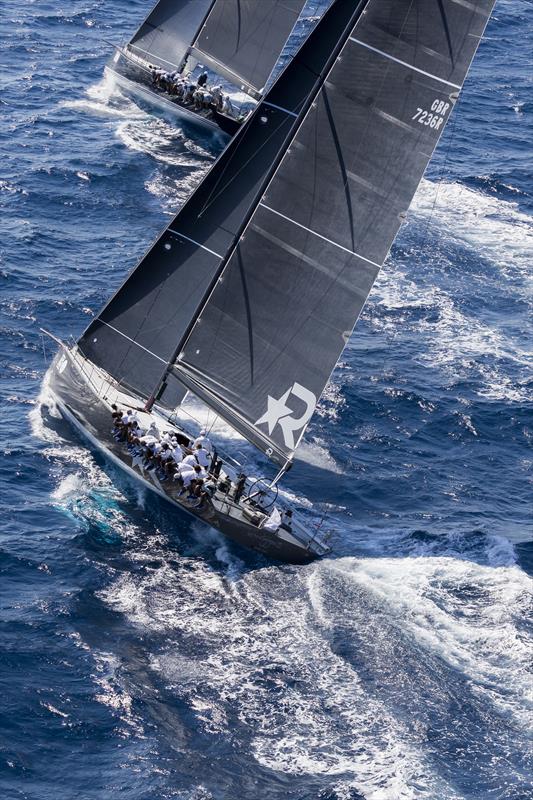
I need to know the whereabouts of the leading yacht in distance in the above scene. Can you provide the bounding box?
[106,0,309,137]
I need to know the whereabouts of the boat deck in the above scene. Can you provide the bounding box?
[107,46,247,136]
[51,343,330,560]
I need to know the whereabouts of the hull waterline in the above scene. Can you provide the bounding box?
[105,65,238,140]
[46,347,322,564]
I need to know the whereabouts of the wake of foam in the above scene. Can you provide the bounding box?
[412,179,533,276]
[329,555,533,731]
[368,180,533,402]
[95,534,530,800]
[62,73,147,120]
[28,369,63,443]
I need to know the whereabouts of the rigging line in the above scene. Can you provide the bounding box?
[167,229,223,259]
[97,321,167,364]
[421,100,460,247]
[196,106,297,219]
[191,46,261,94]
[128,43,182,72]
[263,101,298,117]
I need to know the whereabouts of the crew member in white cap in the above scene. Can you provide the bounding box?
[193,429,212,454]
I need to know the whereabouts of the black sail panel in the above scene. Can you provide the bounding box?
[129,0,212,71]
[177,0,496,462]
[78,0,363,409]
[193,0,307,94]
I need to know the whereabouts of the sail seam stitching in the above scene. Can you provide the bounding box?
[349,37,462,90]
[259,203,381,268]
[97,321,167,364]
[167,229,223,259]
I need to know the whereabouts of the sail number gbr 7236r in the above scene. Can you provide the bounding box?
[412,99,451,130]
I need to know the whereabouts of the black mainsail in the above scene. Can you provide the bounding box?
[129,0,213,73]
[192,0,309,97]
[127,0,308,100]
[80,0,364,412]
[82,0,496,467]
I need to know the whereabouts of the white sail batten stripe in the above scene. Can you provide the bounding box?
[349,37,462,90]
[263,101,298,117]
[167,229,223,259]
[98,321,167,364]
[259,203,381,268]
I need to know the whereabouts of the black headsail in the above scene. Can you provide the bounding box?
[192,0,308,98]
[80,0,496,466]
[129,0,213,73]
[128,0,308,99]
[172,0,497,465]
[78,0,365,411]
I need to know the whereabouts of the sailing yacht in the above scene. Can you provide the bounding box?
[45,0,496,563]
[107,0,309,137]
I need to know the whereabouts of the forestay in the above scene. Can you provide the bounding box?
[129,0,212,72]
[175,0,496,465]
[78,0,362,412]
[192,0,308,97]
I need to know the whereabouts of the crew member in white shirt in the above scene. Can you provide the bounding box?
[193,444,210,469]
[193,429,212,454]
[180,452,198,470]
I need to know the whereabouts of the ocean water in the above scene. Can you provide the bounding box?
[0,1,532,799]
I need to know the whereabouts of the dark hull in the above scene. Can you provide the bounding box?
[47,349,316,564]
[106,53,239,140]
[209,107,241,137]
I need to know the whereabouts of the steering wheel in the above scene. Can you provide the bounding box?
[245,478,279,511]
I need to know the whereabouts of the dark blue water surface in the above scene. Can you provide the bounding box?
[1,2,532,799]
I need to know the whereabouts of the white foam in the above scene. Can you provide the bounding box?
[28,371,63,443]
[412,179,533,276]
[328,555,533,731]
[92,650,142,733]
[116,117,211,169]
[96,531,533,799]
[51,472,86,501]
[100,558,452,797]
[368,180,533,402]
[61,73,147,120]
[296,438,343,474]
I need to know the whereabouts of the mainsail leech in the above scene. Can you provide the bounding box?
[81,0,497,468]
[192,0,309,96]
[173,0,497,465]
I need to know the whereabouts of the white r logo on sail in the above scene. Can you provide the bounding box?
[255,382,316,450]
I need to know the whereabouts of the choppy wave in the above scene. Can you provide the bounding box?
[412,179,533,276]
[94,539,532,799]
[2,0,532,798]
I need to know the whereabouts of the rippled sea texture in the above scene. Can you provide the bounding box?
[1,2,532,799]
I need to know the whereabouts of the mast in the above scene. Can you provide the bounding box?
[144,0,369,412]
[172,0,498,465]
[78,0,366,417]
[81,0,497,469]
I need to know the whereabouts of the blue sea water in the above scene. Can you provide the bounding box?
[0,1,532,798]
